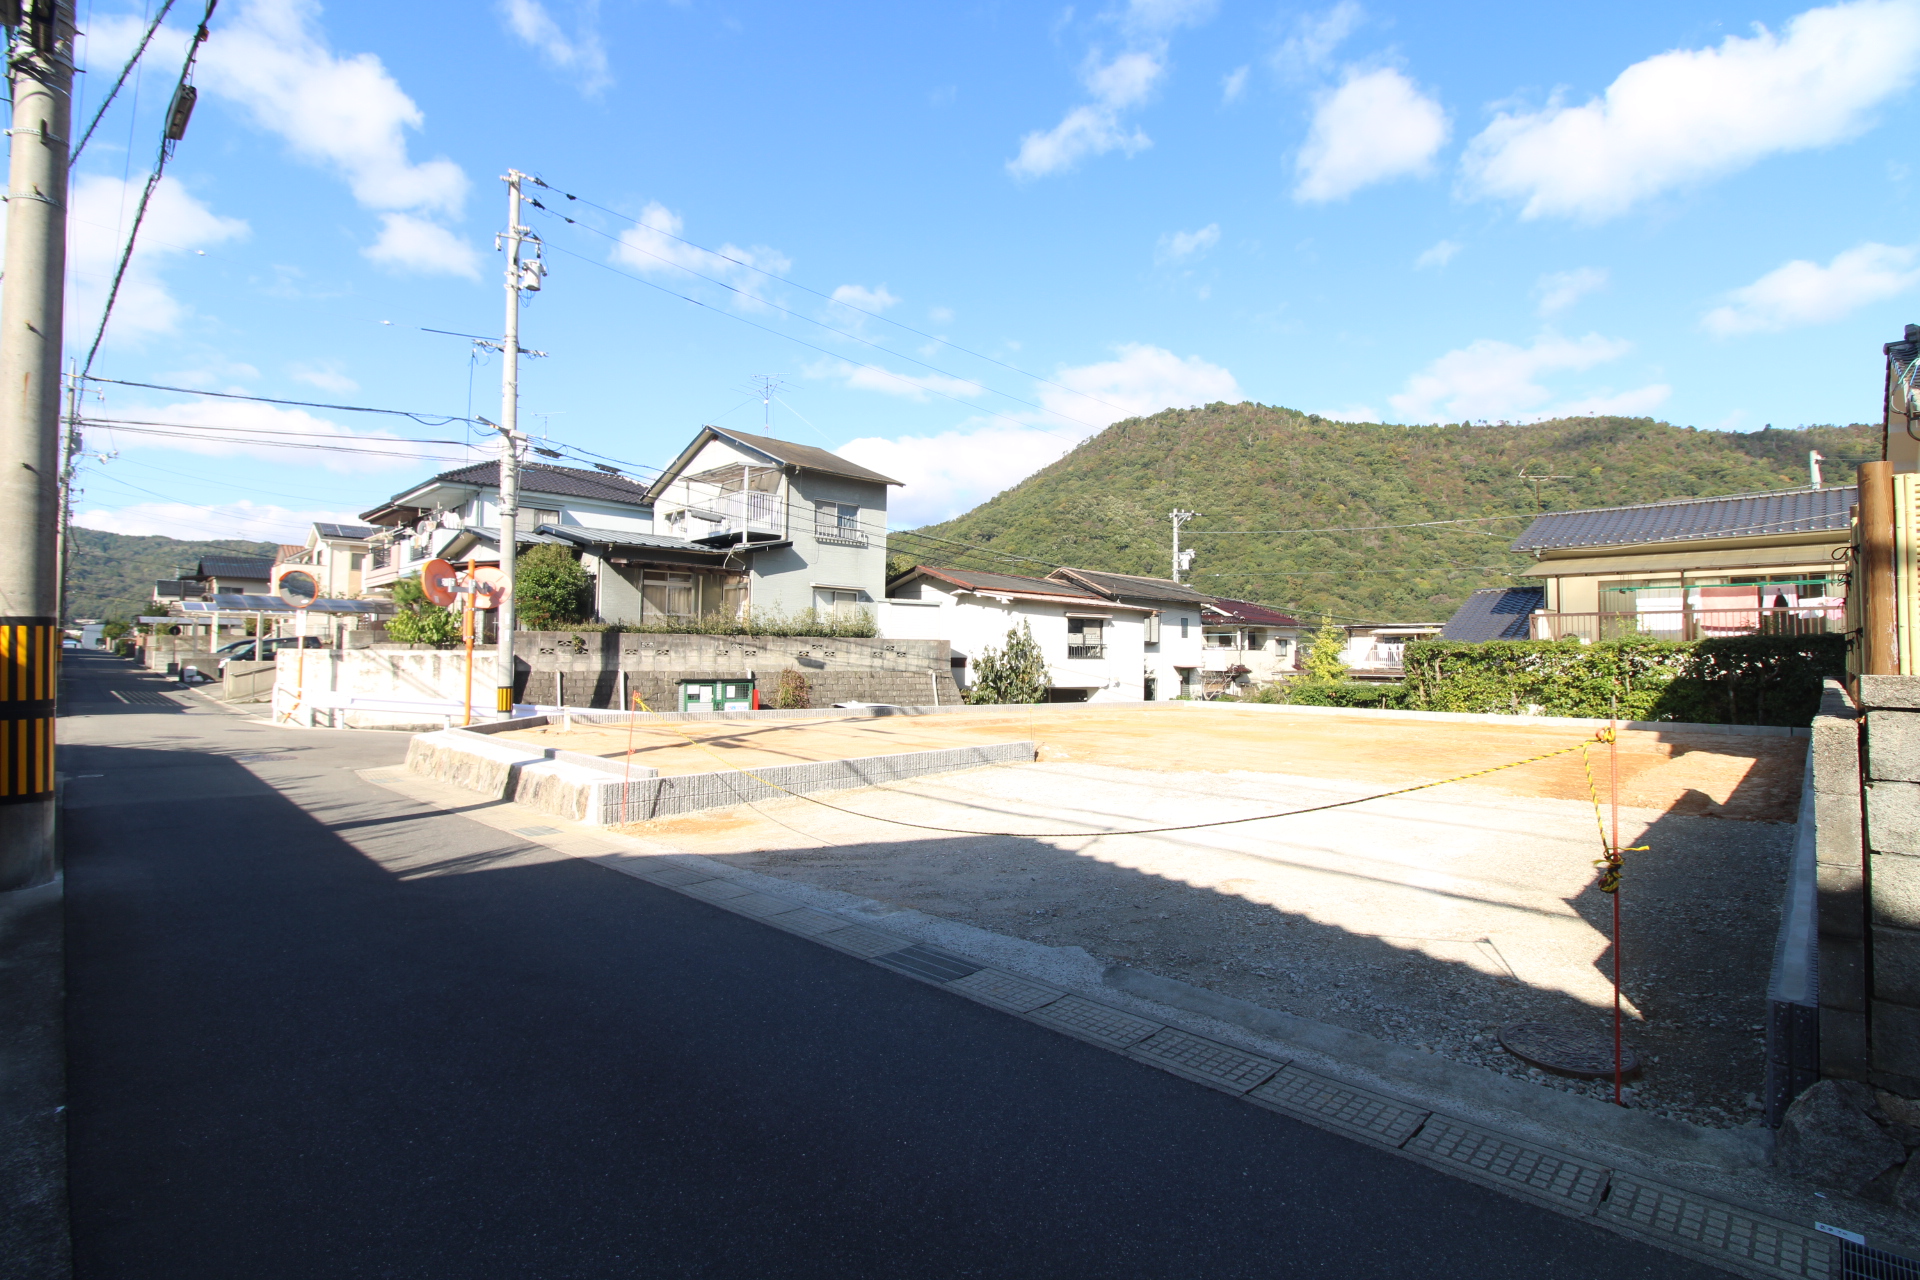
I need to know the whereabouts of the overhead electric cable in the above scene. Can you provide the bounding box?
[536,239,1087,447]
[527,202,1087,440]
[1189,514,1533,535]
[81,0,217,378]
[81,375,480,425]
[528,175,1144,421]
[70,0,179,164]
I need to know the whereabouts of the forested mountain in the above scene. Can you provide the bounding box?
[65,528,275,623]
[897,405,1879,622]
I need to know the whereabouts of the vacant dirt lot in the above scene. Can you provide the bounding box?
[507,705,1803,822]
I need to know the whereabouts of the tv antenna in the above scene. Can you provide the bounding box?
[746,375,786,433]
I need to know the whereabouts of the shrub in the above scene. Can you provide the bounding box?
[1249,679,1406,709]
[515,543,592,629]
[1302,615,1351,682]
[1400,634,1846,726]
[518,606,877,639]
[772,669,812,709]
[386,574,463,646]
[966,621,1049,704]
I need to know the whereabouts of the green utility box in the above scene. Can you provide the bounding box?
[679,678,755,712]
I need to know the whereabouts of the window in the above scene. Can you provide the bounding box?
[815,501,863,544]
[1180,616,1190,639]
[349,553,365,571]
[1205,631,1236,648]
[1144,614,1161,645]
[815,588,862,619]
[720,574,748,620]
[516,508,560,533]
[642,571,695,619]
[1067,617,1105,659]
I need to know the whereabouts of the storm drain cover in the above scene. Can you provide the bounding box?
[1498,1022,1639,1078]
[512,825,561,838]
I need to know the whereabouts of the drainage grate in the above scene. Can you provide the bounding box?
[1845,1240,1920,1280]
[511,825,560,837]
[817,925,915,958]
[1024,995,1163,1050]
[873,943,982,984]
[1249,1067,1429,1144]
[945,968,1065,1013]
[109,690,180,706]
[1130,1028,1282,1094]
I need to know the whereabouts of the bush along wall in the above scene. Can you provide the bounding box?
[1399,635,1848,727]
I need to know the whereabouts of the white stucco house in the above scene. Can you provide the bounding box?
[1200,596,1303,695]
[882,566,1158,701]
[1041,568,1209,701]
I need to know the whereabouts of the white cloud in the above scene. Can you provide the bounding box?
[611,201,791,308]
[830,283,900,312]
[498,0,610,94]
[928,306,955,324]
[839,343,1240,526]
[201,0,470,215]
[1008,0,1218,179]
[289,362,358,393]
[363,212,481,277]
[1537,266,1609,315]
[1388,332,1668,421]
[67,174,249,347]
[1295,66,1449,202]
[1415,239,1461,269]
[1461,0,1920,222]
[807,359,985,402]
[1222,65,1249,102]
[88,398,450,473]
[1156,223,1220,264]
[75,499,364,542]
[1273,1,1364,76]
[1703,241,1920,334]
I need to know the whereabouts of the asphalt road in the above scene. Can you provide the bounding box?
[57,652,1723,1278]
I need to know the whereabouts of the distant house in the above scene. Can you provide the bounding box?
[1512,485,1851,641]
[643,427,901,621]
[1341,622,1443,680]
[883,565,1157,701]
[1199,597,1303,694]
[153,555,274,604]
[1042,568,1210,700]
[276,522,378,598]
[1440,587,1546,643]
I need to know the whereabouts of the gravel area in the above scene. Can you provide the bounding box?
[630,760,1792,1130]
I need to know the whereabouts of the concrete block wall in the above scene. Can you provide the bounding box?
[1862,674,1920,1093]
[1814,679,1868,1081]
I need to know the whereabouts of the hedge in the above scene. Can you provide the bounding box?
[1399,634,1847,727]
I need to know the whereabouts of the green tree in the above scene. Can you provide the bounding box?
[515,543,592,629]
[966,620,1050,704]
[1302,615,1350,682]
[386,574,462,645]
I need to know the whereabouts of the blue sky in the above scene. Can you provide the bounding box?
[58,0,1920,539]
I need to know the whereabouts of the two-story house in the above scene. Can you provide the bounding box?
[1200,596,1302,694]
[882,565,1158,701]
[153,555,275,605]
[276,522,378,597]
[642,427,900,622]
[1042,568,1209,700]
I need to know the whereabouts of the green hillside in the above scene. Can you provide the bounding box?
[65,528,275,623]
[898,405,1879,621]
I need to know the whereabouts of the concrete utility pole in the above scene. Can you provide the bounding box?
[0,2,75,891]
[494,169,542,714]
[1169,509,1197,583]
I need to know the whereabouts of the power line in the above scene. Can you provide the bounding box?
[82,375,481,426]
[1187,514,1534,535]
[528,175,1144,422]
[70,0,179,164]
[80,420,469,461]
[528,201,1089,441]
[81,0,217,378]
[537,239,1087,447]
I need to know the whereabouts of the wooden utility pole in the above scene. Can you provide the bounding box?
[1860,460,1898,675]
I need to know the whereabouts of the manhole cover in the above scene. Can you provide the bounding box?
[1498,1021,1639,1078]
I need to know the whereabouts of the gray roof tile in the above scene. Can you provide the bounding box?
[1510,485,1855,552]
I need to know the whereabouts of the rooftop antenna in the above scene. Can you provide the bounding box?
[747,375,786,435]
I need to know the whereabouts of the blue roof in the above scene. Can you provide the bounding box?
[1511,485,1855,552]
[1441,587,1545,642]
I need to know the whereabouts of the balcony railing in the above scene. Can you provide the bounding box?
[1066,644,1106,659]
[1529,606,1844,643]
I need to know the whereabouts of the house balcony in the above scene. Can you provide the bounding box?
[1066,644,1106,660]
[1528,606,1845,643]
[1201,650,1243,672]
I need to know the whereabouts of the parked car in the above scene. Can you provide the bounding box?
[214,635,324,671]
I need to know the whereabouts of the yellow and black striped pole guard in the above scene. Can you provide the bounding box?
[0,617,56,802]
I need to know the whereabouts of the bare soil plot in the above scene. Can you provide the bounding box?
[505,705,1804,823]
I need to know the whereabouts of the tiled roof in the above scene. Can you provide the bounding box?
[372,460,654,514]
[192,557,274,580]
[1049,567,1208,606]
[1510,485,1856,552]
[902,566,1107,600]
[707,428,902,487]
[1203,596,1300,627]
[312,522,377,540]
[1440,587,1545,642]
[540,525,730,554]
